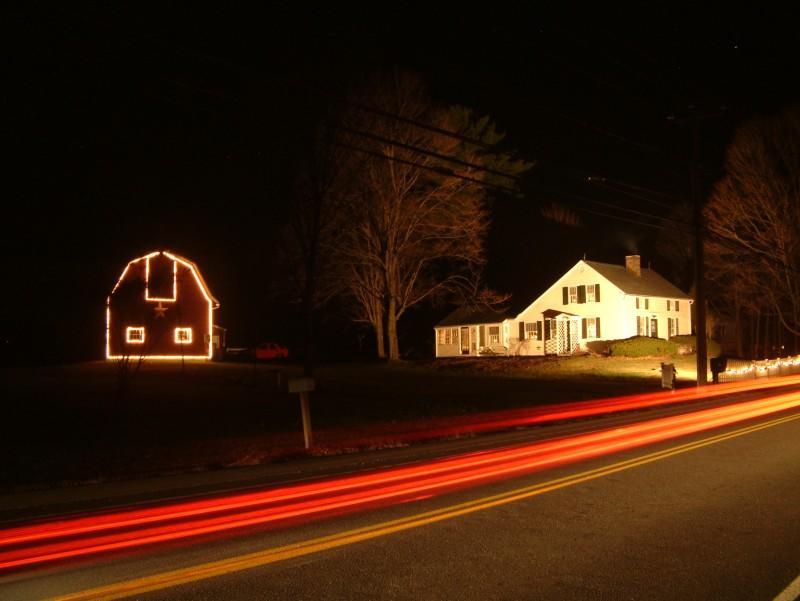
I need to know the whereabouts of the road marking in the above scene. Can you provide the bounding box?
[773,572,800,601]
[50,411,800,601]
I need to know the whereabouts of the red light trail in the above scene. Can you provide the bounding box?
[325,375,800,446]
[2,379,800,572]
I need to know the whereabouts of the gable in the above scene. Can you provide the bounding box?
[110,251,220,308]
[515,260,620,319]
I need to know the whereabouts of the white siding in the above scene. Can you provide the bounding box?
[516,261,626,353]
[630,295,693,339]
[435,260,693,358]
[434,323,508,357]
[515,260,693,354]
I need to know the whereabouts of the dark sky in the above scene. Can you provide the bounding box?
[6,5,799,362]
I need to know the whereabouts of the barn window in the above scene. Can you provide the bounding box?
[126,327,145,344]
[174,328,193,344]
[488,326,500,344]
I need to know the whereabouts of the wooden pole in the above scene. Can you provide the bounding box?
[300,391,313,449]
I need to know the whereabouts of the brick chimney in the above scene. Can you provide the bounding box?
[625,255,641,277]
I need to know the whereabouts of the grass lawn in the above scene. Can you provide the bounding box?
[0,354,709,492]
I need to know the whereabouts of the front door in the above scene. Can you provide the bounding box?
[557,319,570,355]
[460,327,470,355]
[650,317,658,338]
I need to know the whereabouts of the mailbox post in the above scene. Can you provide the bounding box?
[288,377,315,449]
[661,362,677,390]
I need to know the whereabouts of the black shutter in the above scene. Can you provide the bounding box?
[544,320,551,341]
[519,321,525,340]
[582,318,587,338]
[562,286,569,305]
[595,283,600,302]
[537,321,543,341]
[645,298,649,310]
[596,317,601,338]
[479,325,485,346]
[578,285,586,304]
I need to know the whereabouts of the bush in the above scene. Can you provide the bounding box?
[608,336,680,357]
[670,335,722,358]
[586,340,611,355]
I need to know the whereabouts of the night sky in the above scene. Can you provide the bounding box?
[6,5,799,363]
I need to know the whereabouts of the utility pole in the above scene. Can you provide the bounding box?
[669,104,723,386]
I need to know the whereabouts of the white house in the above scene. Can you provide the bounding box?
[434,255,693,358]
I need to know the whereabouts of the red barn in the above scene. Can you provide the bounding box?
[106,251,220,360]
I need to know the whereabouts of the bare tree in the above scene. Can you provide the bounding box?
[704,105,800,348]
[335,71,531,360]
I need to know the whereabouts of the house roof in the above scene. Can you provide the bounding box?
[584,260,692,299]
[436,305,511,327]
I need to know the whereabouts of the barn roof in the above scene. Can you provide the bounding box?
[112,251,220,308]
[164,251,220,308]
[584,261,691,300]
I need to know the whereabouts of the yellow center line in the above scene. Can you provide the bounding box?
[49,411,800,601]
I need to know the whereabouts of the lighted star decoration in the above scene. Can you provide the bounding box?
[154,301,168,318]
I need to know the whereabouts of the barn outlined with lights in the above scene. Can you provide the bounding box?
[106,251,221,360]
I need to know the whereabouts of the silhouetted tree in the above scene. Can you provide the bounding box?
[704,105,800,353]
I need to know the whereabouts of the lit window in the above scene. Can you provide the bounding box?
[569,286,578,304]
[489,326,500,344]
[525,322,537,340]
[587,317,597,339]
[587,284,596,303]
[174,327,193,344]
[126,327,145,344]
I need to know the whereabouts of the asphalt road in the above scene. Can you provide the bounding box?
[3,398,800,600]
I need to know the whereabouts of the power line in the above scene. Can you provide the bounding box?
[334,141,523,197]
[571,193,691,228]
[587,177,677,209]
[336,125,521,182]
